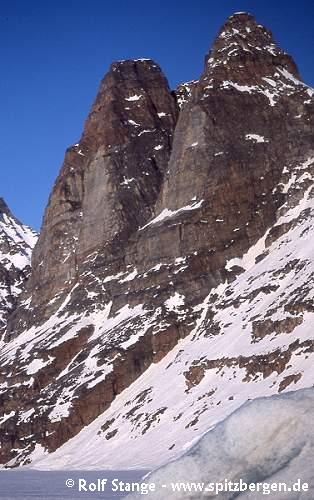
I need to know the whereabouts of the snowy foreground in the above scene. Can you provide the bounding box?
[127,387,314,499]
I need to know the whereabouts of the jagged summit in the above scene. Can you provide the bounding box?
[0,198,31,231]
[111,58,159,68]
[108,59,166,85]
[215,11,281,54]
[176,13,306,109]
[0,197,11,216]
[203,12,300,85]
[81,56,176,151]
[0,200,37,261]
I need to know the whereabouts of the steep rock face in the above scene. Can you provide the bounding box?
[0,199,37,329]
[0,13,314,468]
[150,12,311,260]
[29,59,177,307]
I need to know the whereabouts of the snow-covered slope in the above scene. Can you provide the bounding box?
[127,387,314,499]
[29,154,314,470]
[0,198,37,328]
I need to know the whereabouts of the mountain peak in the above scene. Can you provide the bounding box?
[203,12,300,85]
[108,58,163,79]
[0,197,11,216]
[216,11,276,50]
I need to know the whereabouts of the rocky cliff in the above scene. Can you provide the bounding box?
[0,12,313,469]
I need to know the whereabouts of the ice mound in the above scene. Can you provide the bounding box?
[128,387,314,498]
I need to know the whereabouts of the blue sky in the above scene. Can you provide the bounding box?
[1,0,313,230]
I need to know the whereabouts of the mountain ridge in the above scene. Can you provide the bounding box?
[0,198,37,331]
